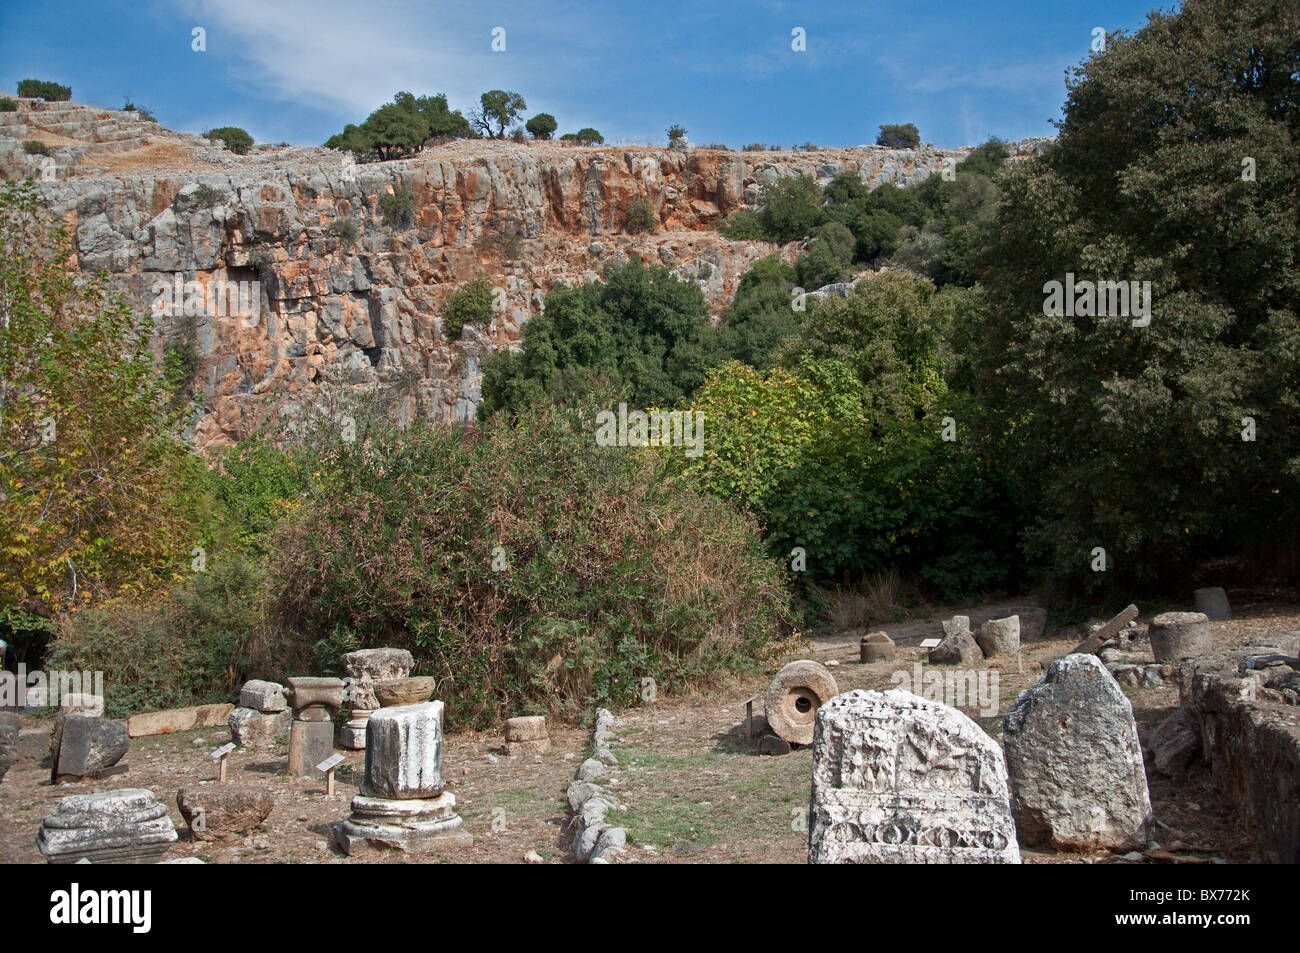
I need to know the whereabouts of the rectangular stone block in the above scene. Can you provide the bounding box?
[127,706,197,737]
[287,720,335,778]
[229,707,290,748]
[239,680,286,713]
[363,700,444,799]
[195,703,234,728]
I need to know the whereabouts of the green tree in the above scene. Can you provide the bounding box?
[975,0,1300,596]
[475,90,527,139]
[361,103,427,159]
[479,261,711,417]
[877,123,920,148]
[205,126,253,155]
[0,182,203,616]
[525,113,557,140]
[16,79,71,101]
[760,175,823,242]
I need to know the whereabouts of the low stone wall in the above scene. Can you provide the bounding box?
[1178,637,1300,863]
[565,708,627,863]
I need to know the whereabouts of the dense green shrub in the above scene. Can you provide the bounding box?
[327,218,359,241]
[48,555,296,717]
[22,140,52,156]
[192,184,226,208]
[698,254,801,370]
[17,79,70,101]
[479,260,712,417]
[270,401,793,726]
[626,198,657,234]
[796,221,856,290]
[444,277,495,340]
[0,97,17,112]
[205,126,253,155]
[760,175,822,242]
[877,123,920,148]
[379,187,416,227]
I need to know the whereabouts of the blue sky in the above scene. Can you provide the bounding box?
[0,0,1175,149]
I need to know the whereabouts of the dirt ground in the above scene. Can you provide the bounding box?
[1,600,1291,864]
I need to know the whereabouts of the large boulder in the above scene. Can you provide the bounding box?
[976,616,1020,657]
[176,786,274,841]
[51,715,129,782]
[808,689,1020,864]
[1002,654,1152,850]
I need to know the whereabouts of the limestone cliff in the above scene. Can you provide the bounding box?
[1,99,1046,449]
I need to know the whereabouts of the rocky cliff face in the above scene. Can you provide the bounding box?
[2,100,1043,449]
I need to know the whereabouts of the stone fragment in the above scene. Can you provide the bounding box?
[505,715,550,754]
[942,615,971,638]
[176,786,274,841]
[342,648,413,709]
[1070,604,1139,655]
[229,707,291,748]
[929,628,981,665]
[860,631,896,664]
[362,701,444,799]
[976,616,1020,657]
[507,739,550,756]
[1003,654,1152,850]
[238,679,286,713]
[52,716,129,782]
[808,689,1019,864]
[1149,611,1212,662]
[287,721,334,778]
[284,677,344,721]
[504,715,547,742]
[764,660,839,746]
[334,791,472,855]
[1146,707,1201,778]
[1193,587,1231,621]
[38,788,177,864]
[341,649,413,749]
[126,703,233,738]
[17,727,50,761]
[1006,606,1047,641]
[373,676,437,708]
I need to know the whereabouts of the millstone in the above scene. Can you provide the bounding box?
[764,660,838,746]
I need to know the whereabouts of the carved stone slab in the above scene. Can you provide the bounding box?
[809,689,1020,864]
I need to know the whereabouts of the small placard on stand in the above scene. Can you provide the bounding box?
[317,753,345,796]
[211,742,236,783]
